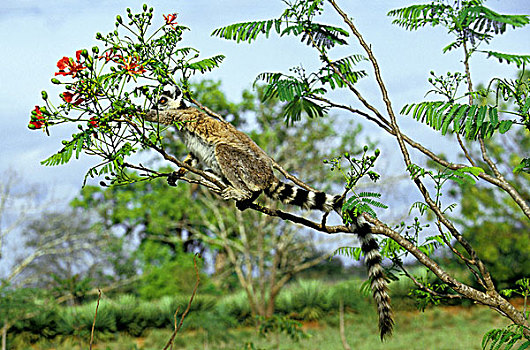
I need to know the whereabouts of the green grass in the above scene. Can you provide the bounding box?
[9,304,512,350]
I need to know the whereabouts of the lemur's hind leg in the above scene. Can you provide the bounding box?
[235,191,261,211]
[168,153,198,186]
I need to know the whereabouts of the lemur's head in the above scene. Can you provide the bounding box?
[144,86,187,124]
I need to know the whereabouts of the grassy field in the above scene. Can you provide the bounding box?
[10,304,512,350]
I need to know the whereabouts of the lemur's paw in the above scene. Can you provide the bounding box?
[167,169,186,187]
[221,187,252,202]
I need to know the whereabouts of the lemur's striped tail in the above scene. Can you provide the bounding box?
[264,180,340,212]
[353,216,394,340]
[265,180,393,339]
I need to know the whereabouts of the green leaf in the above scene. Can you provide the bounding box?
[481,51,530,68]
[211,19,282,43]
[186,55,225,73]
[333,246,362,260]
[498,120,513,133]
[401,102,512,140]
[387,4,450,31]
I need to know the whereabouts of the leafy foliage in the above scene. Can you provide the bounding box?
[482,324,530,350]
[31,8,226,187]
[388,1,529,52]
[401,102,513,139]
[185,55,225,73]
[255,70,328,124]
[481,51,530,69]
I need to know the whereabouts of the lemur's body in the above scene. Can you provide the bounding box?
[144,88,393,339]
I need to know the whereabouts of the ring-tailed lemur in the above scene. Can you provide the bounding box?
[143,87,393,339]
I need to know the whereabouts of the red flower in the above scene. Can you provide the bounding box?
[62,91,84,106]
[163,13,178,25]
[28,106,46,129]
[89,117,99,128]
[55,50,86,77]
[120,55,146,76]
[100,48,122,63]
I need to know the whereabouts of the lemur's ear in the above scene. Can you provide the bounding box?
[174,86,182,99]
[162,89,174,99]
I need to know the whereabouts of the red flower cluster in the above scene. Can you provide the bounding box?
[163,13,178,25]
[99,49,145,77]
[89,117,99,128]
[28,106,46,129]
[163,13,178,29]
[120,55,146,76]
[62,91,84,106]
[55,50,86,77]
[101,48,120,63]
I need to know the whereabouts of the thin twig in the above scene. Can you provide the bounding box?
[191,97,227,122]
[89,289,101,350]
[271,161,319,193]
[162,255,201,350]
[398,262,462,299]
[170,306,181,350]
[456,134,476,166]
[339,299,352,350]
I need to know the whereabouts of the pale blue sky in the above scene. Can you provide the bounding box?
[0,0,529,199]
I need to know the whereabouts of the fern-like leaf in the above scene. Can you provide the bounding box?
[401,102,514,139]
[462,6,530,35]
[186,55,225,73]
[211,20,282,43]
[41,134,88,166]
[318,54,367,89]
[333,246,362,260]
[256,72,307,101]
[296,23,349,49]
[409,201,430,216]
[283,96,327,124]
[481,324,530,350]
[387,4,452,31]
[481,51,530,68]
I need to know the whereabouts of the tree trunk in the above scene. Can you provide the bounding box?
[1,320,8,350]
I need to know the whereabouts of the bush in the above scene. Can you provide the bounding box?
[217,291,252,325]
[56,300,116,339]
[329,279,373,311]
[276,280,332,320]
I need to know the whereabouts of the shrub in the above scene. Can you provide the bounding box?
[217,291,252,325]
[276,280,331,320]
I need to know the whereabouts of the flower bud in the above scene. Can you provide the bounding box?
[92,46,99,54]
[374,149,380,156]
[363,145,368,152]
[41,91,48,100]
[80,49,89,58]
[116,15,123,24]
[96,32,103,40]
[143,3,148,11]
[51,78,61,84]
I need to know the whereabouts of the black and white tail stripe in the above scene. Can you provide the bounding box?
[264,180,340,212]
[265,180,393,339]
[352,216,394,340]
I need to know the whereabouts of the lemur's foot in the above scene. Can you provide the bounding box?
[221,187,252,202]
[236,199,253,211]
[167,169,187,186]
